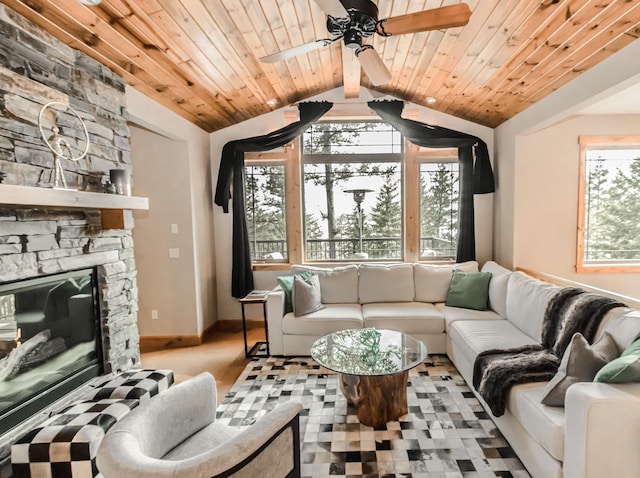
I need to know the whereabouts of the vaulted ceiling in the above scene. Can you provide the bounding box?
[4,0,639,133]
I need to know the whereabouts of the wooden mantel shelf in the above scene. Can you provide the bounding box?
[0,184,149,230]
[0,184,148,210]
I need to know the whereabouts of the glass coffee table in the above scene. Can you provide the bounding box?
[310,328,427,427]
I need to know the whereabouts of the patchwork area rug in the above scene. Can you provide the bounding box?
[216,354,531,478]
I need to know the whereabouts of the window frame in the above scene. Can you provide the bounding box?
[245,138,302,271]
[301,120,404,263]
[415,147,460,261]
[576,135,640,273]
[249,109,459,270]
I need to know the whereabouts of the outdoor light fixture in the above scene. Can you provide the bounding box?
[344,188,373,258]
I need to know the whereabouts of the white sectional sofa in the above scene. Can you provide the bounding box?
[266,261,640,478]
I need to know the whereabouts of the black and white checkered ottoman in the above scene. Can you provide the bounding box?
[11,369,175,478]
[11,399,138,478]
[85,369,174,401]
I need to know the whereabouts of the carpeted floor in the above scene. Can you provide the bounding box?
[216,354,531,478]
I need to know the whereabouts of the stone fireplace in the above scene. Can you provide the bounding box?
[0,3,144,466]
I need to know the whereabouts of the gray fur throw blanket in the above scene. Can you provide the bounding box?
[472,288,625,417]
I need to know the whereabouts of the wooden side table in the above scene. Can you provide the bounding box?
[239,291,270,358]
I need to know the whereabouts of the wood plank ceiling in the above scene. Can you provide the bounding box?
[3,0,639,133]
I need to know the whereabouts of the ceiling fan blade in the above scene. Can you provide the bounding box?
[313,0,349,18]
[259,39,334,63]
[377,3,471,36]
[355,45,392,86]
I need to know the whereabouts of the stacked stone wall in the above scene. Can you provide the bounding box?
[0,3,139,374]
[0,4,130,188]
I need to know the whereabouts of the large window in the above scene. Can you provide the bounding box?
[578,136,640,272]
[244,117,464,267]
[302,122,403,261]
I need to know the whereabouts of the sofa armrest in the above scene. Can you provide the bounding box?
[564,381,640,478]
[266,287,285,356]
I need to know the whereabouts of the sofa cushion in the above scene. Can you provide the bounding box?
[414,261,478,303]
[281,304,363,335]
[445,270,492,310]
[291,265,359,304]
[362,302,444,334]
[480,261,511,317]
[292,274,324,316]
[448,319,539,372]
[541,332,618,406]
[358,263,414,304]
[508,382,566,462]
[506,272,561,342]
[435,303,502,333]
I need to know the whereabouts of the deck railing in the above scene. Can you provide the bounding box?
[250,237,455,261]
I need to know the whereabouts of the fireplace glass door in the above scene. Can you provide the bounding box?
[0,268,102,434]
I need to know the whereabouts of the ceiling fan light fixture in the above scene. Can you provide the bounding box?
[343,29,362,49]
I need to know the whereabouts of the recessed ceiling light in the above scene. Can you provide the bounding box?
[425,96,437,105]
[266,98,278,107]
[79,0,102,4]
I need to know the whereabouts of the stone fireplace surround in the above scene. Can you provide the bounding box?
[0,205,142,466]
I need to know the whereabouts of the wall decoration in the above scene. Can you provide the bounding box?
[38,102,90,190]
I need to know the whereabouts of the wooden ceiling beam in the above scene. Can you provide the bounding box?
[341,44,361,99]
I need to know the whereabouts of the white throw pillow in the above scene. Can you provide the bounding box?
[414,261,478,303]
[290,265,358,304]
[358,263,414,304]
[480,261,511,317]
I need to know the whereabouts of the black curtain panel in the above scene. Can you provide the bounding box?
[214,101,333,298]
[367,100,495,262]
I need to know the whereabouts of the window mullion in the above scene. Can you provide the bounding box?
[286,137,303,264]
[405,141,419,262]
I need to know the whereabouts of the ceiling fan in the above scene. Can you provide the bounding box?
[259,0,471,86]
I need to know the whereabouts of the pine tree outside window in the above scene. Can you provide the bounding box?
[577,135,640,272]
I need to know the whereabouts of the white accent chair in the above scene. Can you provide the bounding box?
[97,372,302,478]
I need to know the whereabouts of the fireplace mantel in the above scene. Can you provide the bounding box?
[0,184,148,229]
[0,184,148,210]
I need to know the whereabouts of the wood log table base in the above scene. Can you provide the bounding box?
[338,370,409,427]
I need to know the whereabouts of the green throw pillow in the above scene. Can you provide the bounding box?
[277,271,313,314]
[445,270,492,311]
[595,333,640,383]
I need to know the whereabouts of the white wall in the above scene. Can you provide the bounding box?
[127,87,216,337]
[130,125,199,335]
[514,114,640,298]
[210,93,495,321]
[495,39,640,298]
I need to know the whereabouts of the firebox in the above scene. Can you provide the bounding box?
[0,268,102,434]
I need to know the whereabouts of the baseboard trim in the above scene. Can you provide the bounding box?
[139,320,264,353]
[139,335,202,353]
